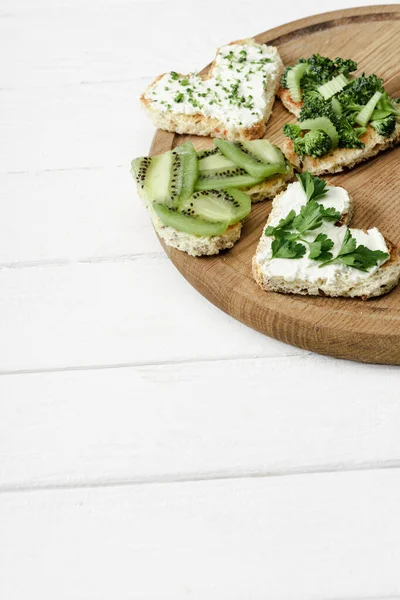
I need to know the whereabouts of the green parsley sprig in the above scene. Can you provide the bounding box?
[265,197,340,260]
[319,229,389,271]
[296,172,328,202]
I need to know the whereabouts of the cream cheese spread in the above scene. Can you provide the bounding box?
[256,182,389,285]
[144,42,282,129]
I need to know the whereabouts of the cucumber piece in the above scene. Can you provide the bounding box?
[240,139,286,168]
[331,97,342,116]
[299,117,339,149]
[286,63,308,102]
[195,170,264,191]
[174,141,198,202]
[355,91,383,127]
[181,188,251,225]
[153,203,229,236]
[214,139,286,179]
[317,73,348,100]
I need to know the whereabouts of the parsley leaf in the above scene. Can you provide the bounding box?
[265,209,296,237]
[320,229,389,271]
[293,201,340,235]
[271,236,306,259]
[296,172,328,203]
[308,233,334,261]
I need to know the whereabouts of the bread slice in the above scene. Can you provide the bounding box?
[282,123,400,176]
[252,185,400,299]
[277,87,302,118]
[244,165,294,203]
[277,87,400,175]
[146,203,241,257]
[141,39,284,142]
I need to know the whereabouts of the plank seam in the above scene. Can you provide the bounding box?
[1,460,400,496]
[0,251,166,270]
[0,352,307,377]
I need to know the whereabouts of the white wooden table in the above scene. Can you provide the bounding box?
[1,1,400,597]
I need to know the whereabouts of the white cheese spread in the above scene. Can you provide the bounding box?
[256,182,389,285]
[144,42,281,129]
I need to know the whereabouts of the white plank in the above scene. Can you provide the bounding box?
[1,470,400,599]
[0,79,155,173]
[0,168,161,263]
[1,0,390,88]
[0,354,398,490]
[0,1,334,88]
[0,258,301,372]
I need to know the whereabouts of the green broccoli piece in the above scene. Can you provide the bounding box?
[337,119,365,149]
[302,130,332,157]
[281,55,357,92]
[283,123,302,140]
[293,137,306,157]
[370,114,396,137]
[333,58,358,75]
[337,73,384,108]
[282,123,306,156]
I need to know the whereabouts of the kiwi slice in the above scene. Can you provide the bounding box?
[131,151,179,206]
[197,147,219,160]
[131,142,198,208]
[181,189,251,225]
[173,141,198,202]
[153,203,229,236]
[214,139,287,179]
[241,140,286,169]
[195,169,264,191]
[198,150,236,172]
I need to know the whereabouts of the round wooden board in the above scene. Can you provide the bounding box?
[149,5,400,365]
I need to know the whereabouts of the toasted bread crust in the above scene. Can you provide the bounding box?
[141,39,284,141]
[277,87,303,118]
[252,189,400,299]
[146,203,242,257]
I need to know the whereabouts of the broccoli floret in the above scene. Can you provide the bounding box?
[333,57,358,75]
[337,73,384,108]
[303,130,332,157]
[283,123,302,140]
[299,94,334,122]
[336,118,365,149]
[281,55,357,91]
[293,137,306,157]
[370,114,396,137]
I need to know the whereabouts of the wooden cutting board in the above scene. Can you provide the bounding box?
[149,5,400,365]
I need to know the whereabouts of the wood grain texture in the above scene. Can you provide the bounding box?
[149,5,400,365]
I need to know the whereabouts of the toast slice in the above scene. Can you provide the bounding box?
[281,123,400,176]
[141,39,284,141]
[136,171,294,257]
[147,202,242,257]
[278,88,400,175]
[252,181,400,299]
